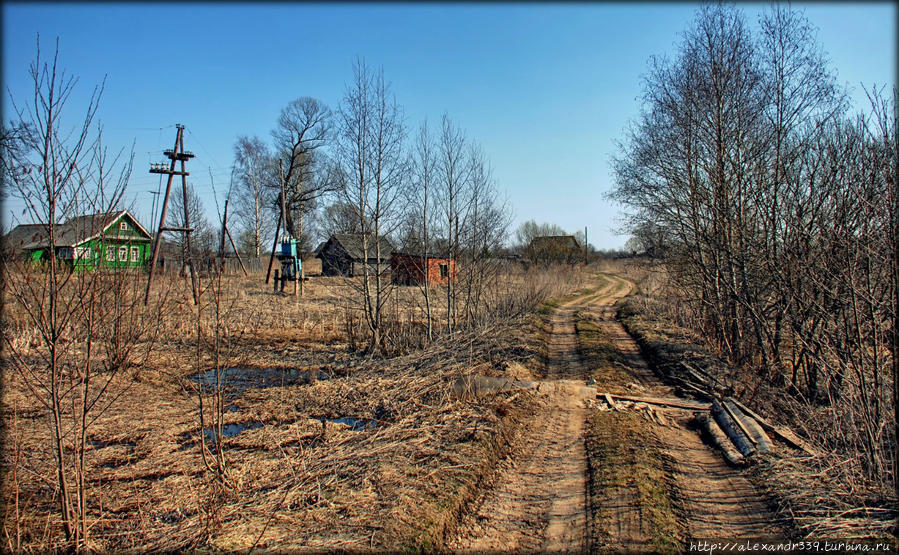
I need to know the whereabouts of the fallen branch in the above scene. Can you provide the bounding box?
[680,361,711,384]
[671,377,714,401]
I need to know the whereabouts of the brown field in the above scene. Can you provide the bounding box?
[1,263,592,551]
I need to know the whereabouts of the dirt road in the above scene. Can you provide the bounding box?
[449,274,781,552]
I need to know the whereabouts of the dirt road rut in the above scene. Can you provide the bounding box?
[449,275,780,553]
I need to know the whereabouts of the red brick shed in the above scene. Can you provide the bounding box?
[391,252,456,286]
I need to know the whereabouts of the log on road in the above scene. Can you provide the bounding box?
[696,412,745,467]
[711,400,756,458]
[724,399,772,453]
[725,397,817,457]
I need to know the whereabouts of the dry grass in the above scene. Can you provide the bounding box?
[1,263,591,551]
[614,260,898,542]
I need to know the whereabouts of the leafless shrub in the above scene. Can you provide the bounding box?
[612,2,895,496]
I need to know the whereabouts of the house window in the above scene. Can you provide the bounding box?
[130,246,139,262]
[106,246,115,261]
[118,246,127,261]
[120,221,127,231]
[439,263,449,278]
[74,246,91,260]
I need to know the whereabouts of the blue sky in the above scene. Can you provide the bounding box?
[3,3,895,249]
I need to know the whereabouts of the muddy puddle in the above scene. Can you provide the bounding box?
[190,367,330,394]
[315,416,378,431]
[179,421,265,450]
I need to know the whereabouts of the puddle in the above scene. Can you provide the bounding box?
[202,421,264,443]
[315,416,378,431]
[179,421,264,450]
[190,367,330,394]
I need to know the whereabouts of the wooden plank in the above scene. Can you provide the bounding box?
[603,393,615,409]
[597,392,711,411]
[711,400,756,458]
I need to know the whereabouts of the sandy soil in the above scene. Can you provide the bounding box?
[448,288,598,552]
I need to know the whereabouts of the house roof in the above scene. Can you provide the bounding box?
[2,224,49,252]
[325,233,395,261]
[3,210,152,250]
[528,235,580,250]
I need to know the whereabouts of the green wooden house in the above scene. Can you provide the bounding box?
[4,210,153,270]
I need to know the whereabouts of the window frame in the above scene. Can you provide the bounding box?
[130,246,139,262]
[118,246,127,261]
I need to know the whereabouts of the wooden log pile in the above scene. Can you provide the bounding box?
[595,385,816,466]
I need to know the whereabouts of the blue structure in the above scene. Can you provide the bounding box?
[277,236,302,281]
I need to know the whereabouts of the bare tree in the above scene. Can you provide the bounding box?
[408,119,437,341]
[166,182,215,265]
[437,114,471,332]
[335,58,407,354]
[460,142,510,325]
[611,2,896,492]
[1,37,163,549]
[271,97,337,248]
[232,135,274,256]
[318,199,368,237]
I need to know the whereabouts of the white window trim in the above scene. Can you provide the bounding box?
[120,221,127,231]
[118,246,127,261]
[106,246,115,261]
[130,246,139,262]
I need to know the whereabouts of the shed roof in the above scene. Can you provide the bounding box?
[326,233,395,261]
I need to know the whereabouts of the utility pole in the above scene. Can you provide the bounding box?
[144,124,199,305]
[584,226,588,265]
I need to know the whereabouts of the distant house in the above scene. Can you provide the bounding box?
[3,210,153,270]
[317,233,395,277]
[391,252,456,286]
[526,235,581,265]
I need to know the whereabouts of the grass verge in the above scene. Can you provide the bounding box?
[575,316,631,393]
[586,410,683,552]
